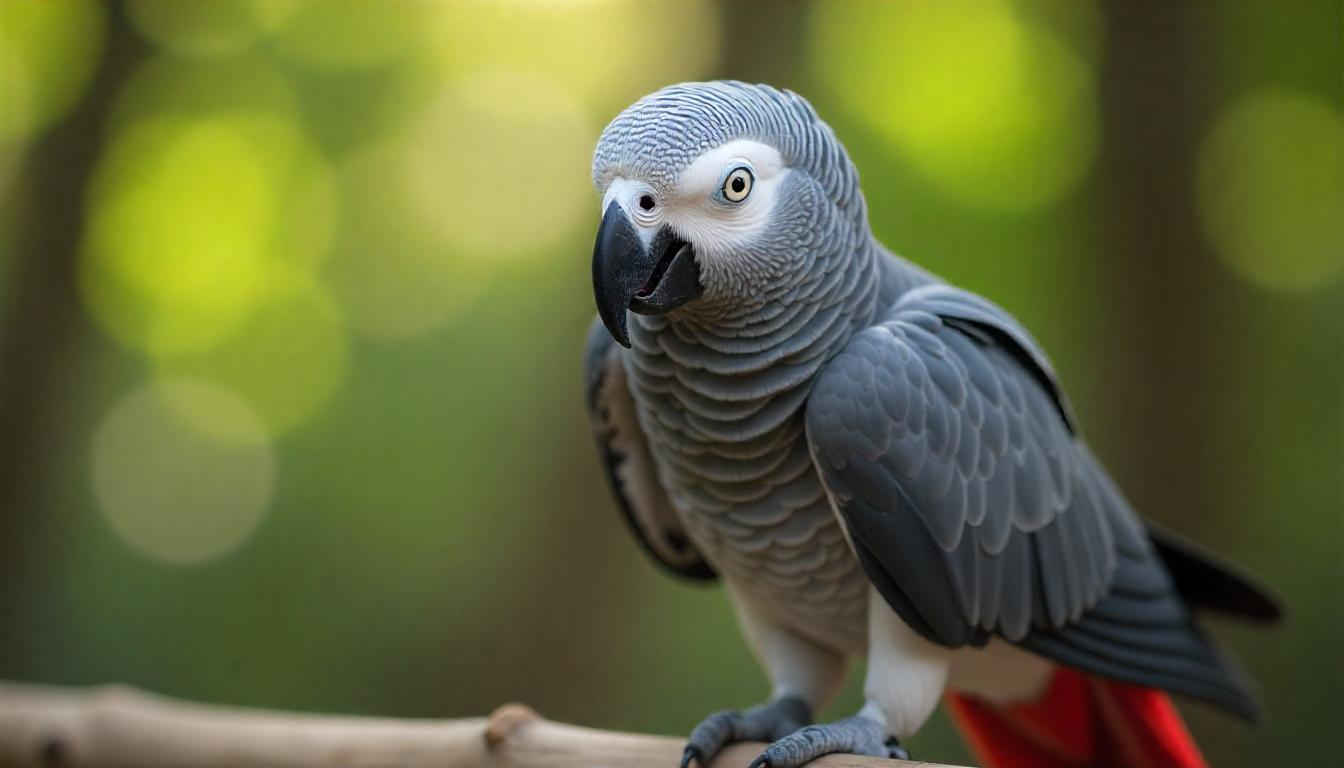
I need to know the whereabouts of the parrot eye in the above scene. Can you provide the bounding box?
[721,166,753,203]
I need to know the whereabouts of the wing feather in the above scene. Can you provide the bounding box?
[805,284,1259,719]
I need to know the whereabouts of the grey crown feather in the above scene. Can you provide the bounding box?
[592,81,865,223]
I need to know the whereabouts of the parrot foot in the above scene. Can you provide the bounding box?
[680,695,811,767]
[745,714,908,768]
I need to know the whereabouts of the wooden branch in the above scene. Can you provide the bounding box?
[0,682,962,768]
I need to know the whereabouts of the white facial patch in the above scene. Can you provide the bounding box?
[668,139,789,258]
[599,139,790,259]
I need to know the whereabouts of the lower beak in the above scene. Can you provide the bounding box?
[591,200,702,348]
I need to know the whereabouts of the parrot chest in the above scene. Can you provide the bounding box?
[624,323,870,655]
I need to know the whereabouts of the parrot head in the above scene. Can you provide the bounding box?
[589,81,866,347]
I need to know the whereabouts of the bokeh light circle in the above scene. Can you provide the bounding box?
[427,0,719,112]
[92,379,276,566]
[81,86,335,359]
[405,71,593,258]
[127,0,297,57]
[81,116,274,356]
[326,144,487,340]
[1197,90,1344,294]
[810,0,1100,211]
[0,0,105,144]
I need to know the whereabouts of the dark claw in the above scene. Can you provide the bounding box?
[747,757,770,768]
[886,737,911,761]
[680,745,702,768]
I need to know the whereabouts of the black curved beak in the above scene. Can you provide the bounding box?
[591,200,702,348]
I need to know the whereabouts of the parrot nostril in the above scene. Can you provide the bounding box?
[638,194,655,212]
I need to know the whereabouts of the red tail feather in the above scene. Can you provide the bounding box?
[946,667,1207,768]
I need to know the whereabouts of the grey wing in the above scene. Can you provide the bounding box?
[805,285,1259,720]
[585,318,715,580]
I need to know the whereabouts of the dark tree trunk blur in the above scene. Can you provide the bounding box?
[1093,4,1228,533]
[716,0,809,90]
[0,4,142,659]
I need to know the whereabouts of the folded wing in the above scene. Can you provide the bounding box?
[805,285,1258,719]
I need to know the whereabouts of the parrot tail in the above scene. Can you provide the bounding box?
[945,666,1207,768]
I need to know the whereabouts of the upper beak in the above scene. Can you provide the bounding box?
[591,200,702,348]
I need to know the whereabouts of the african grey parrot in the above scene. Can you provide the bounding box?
[583,82,1279,768]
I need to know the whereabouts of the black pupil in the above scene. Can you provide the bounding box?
[638,195,655,211]
[731,176,745,193]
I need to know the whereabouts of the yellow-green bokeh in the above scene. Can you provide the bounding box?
[405,71,594,258]
[1197,90,1344,294]
[80,52,335,363]
[0,0,105,144]
[810,0,1099,211]
[81,111,334,358]
[428,0,720,113]
[82,115,275,355]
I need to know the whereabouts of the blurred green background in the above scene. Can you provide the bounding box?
[0,1,1340,765]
